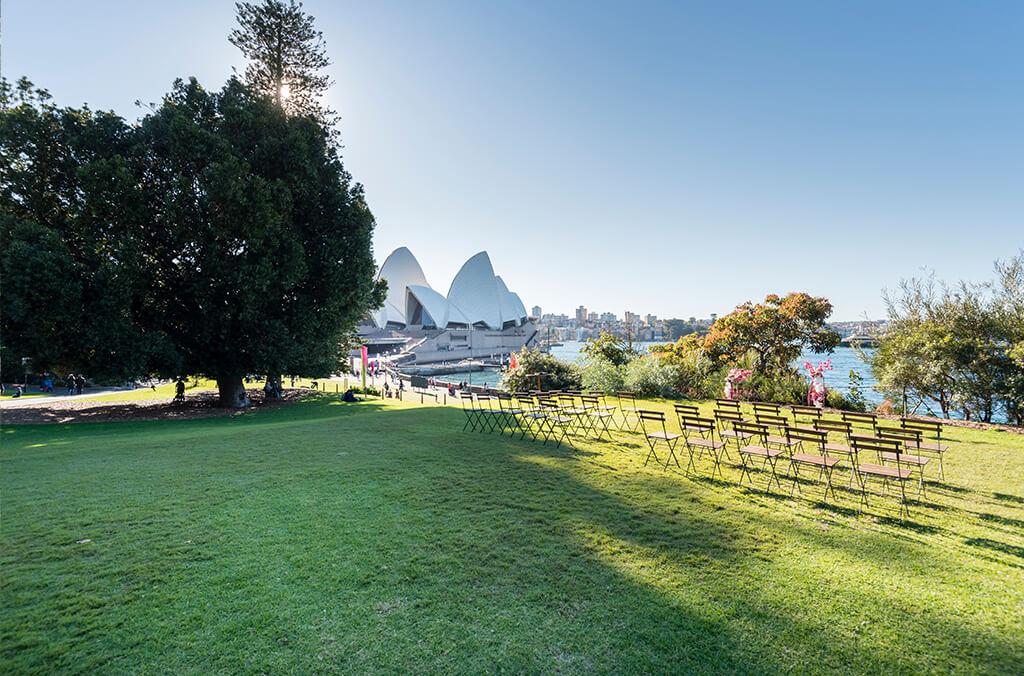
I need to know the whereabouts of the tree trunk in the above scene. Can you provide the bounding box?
[217,375,251,408]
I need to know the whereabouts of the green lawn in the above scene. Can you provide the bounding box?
[2,396,1022,673]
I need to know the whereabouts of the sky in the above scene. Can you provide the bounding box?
[4,1,1022,320]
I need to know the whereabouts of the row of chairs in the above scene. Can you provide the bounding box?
[640,407,946,517]
[457,390,950,518]
[702,401,949,480]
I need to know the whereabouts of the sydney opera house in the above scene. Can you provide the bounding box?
[358,248,537,364]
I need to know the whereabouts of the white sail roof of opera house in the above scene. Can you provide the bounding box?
[405,285,469,329]
[371,248,527,331]
[374,247,429,327]
[446,252,504,330]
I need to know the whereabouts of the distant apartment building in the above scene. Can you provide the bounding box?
[645,314,657,326]
[624,311,639,324]
[531,305,542,319]
[576,305,588,324]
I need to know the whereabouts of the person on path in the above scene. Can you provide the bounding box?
[174,378,186,402]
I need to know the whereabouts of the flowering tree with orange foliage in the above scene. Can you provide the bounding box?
[702,293,840,372]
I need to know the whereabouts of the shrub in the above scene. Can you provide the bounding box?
[623,356,681,398]
[749,369,806,404]
[502,348,582,392]
[581,355,625,394]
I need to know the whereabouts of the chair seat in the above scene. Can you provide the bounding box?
[721,430,752,440]
[792,453,841,468]
[824,442,853,455]
[688,438,725,450]
[548,416,572,424]
[880,451,930,466]
[648,431,681,440]
[590,411,614,419]
[621,406,640,413]
[526,412,547,419]
[739,445,784,458]
[858,463,913,480]
[766,435,798,447]
[915,441,948,453]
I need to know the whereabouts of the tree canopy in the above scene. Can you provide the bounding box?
[229,0,332,119]
[0,76,384,406]
[699,293,840,371]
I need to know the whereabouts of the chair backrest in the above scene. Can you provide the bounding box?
[790,405,823,421]
[841,411,878,431]
[558,394,577,407]
[715,398,741,411]
[877,426,922,447]
[733,420,769,443]
[539,397,561,410]
[813,418,852,440]
[580,394,600,407]
[638,409,669,436]
[715,409,743,427]
[901,417,943,441]
[618,392,637,405]
[674,403,700,417]
[752,402,781,415]
[786,426,827,453]
[755,413,789,431]
[679,414,715,435]
[850,434,902,463]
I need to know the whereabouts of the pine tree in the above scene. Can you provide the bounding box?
[229,0,332,119]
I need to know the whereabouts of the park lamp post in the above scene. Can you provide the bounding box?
[21,357,31,389]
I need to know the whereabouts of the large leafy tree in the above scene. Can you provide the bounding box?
[134,77,383,406]
[700,292,840,371]
[0,76,384,406]
[229,0,331,118]
[1,78,170,382]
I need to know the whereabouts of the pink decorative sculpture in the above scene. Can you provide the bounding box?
[724,368,753,400]
[803,359,833,408]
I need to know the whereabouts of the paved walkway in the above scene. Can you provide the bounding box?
[0,389,130,408]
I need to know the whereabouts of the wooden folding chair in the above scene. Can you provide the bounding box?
[812,419,856,481]
[714,409,746,459]
[841,411,879,435]
[459,391,482,432]
[679,415,727,477]
[617,392,642,431]
[637,410,682,469]
[755,413,798,453]
[474,394,502,433]
[559,394,595,437]
[674,403,700,418]
[851,435,915,518]
[736,421,785,491]
[752,402,782,418]
[581,394,614,440]
[495,392,527,439]
[901,418,949,480]
[786,427,840,502]
[715,398,741,413]
[877,426,931,497]
[589,391,619,425]
[790,405,823,425]
[538,398,574,448]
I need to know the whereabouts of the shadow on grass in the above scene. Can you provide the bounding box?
[964,537,1024,560]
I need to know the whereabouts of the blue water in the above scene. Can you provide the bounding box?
[549,341,881,404]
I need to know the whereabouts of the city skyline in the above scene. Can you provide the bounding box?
[5,1,1021,320]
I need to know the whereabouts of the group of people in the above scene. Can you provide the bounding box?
[65,374,87,395]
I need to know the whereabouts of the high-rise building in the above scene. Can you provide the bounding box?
[531,305,542,319]
[576,305,588,323]
[645,314,657,326]
[624,311,639,325]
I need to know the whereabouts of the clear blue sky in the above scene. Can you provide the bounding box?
[5,1,1022,320]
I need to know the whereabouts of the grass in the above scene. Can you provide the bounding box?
[2,396,1022,673]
